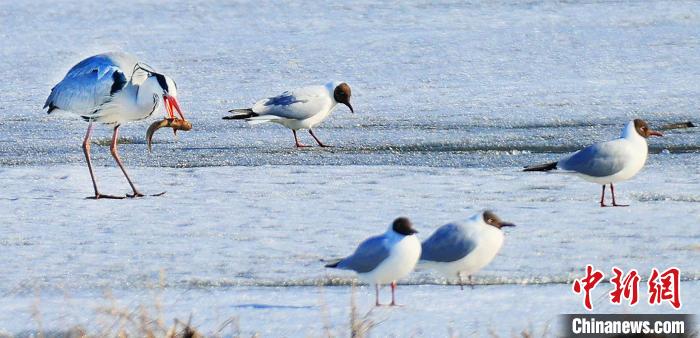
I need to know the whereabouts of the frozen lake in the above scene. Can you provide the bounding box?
[1,164,698,335]
[1,0,699,336]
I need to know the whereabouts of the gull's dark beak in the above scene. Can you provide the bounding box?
[163,95,186,120]
[648,130,663,137]
[500,222,516,228]
[344,102,354,114]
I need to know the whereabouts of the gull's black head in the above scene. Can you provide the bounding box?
[392,217,418,236]
[333,83,353,114]
[483,210,515,229]
[633,119,663,138]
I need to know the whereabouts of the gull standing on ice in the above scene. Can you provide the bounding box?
[420,211,515,290]
[523,119,662,207]
[44,52,188,199]
[325,217,420,306]
[223,82,353,147]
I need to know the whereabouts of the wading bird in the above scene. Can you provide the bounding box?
[45,52,187,199]
[523,119,662,207]
[224,82,353,147]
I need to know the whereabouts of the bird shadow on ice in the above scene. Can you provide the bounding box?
[229,303,315,310]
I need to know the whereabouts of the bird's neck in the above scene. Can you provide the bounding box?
[385,229,406,241]
[622,129,648,147]
[619,121,648,148]
[134,78,163,113]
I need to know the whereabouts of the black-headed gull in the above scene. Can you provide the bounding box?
[325,217,420,306]
[524,119,662,207]
[45,52,188,199]
[420,211,515,290]
[224,82,353,147]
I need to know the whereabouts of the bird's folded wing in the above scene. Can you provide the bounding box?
[558,141,629,177]
[252,86,328,120]
[420,223,477,263]
[337,235,391,273]
[44,55,130,114]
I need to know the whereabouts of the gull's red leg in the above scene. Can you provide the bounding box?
[293,130,309,148]
[83,122,123,200]
[611,183,629,207]
[390,281,398,306]
[308,129,331,147]
[600,185,607,207]
[375,284,381,307]
[110,125,144,198]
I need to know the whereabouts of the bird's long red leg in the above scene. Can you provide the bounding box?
[600,185,607,207]
[308,129,331,147]
[110,125,144,198]
[390,281,398,306]
[293,130,309,148]
[83,123,123,200]
[611,183,629,207]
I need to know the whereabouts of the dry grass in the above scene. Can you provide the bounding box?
[12,281,687,338]
[12,284,383,338]
[1,291,566,338]
[348,284,382,338]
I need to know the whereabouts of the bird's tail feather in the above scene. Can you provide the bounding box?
[245,115,283,125]
[523,161,558,172]
[223,108,258,120]
[324,259,342,268]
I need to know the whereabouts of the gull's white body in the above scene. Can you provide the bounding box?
[45,52,173,125]
[358,231,421,285]
[420,214,504,279]
[557,121,649,185]
[246,82,342,130]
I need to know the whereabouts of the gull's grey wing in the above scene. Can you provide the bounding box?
[44,53,135,115]
[265,92,307,106]
[420,223,477,263]
[558,141,628,177]
[336,235,390,273]
[251,85,329,120]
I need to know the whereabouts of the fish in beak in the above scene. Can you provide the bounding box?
[146,118,192,152]
[146,95,191,152]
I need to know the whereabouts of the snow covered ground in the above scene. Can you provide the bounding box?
[1,0,699,336]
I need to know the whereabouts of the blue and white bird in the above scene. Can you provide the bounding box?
[524,119,662,207]
[44,52,187,199]
[224,82,353,147]
[420,211,515,289]
[325,217,421,306]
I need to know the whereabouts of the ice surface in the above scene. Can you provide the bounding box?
[1,0,699,168]
[0,164,698,335]
[1,0,699,336]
